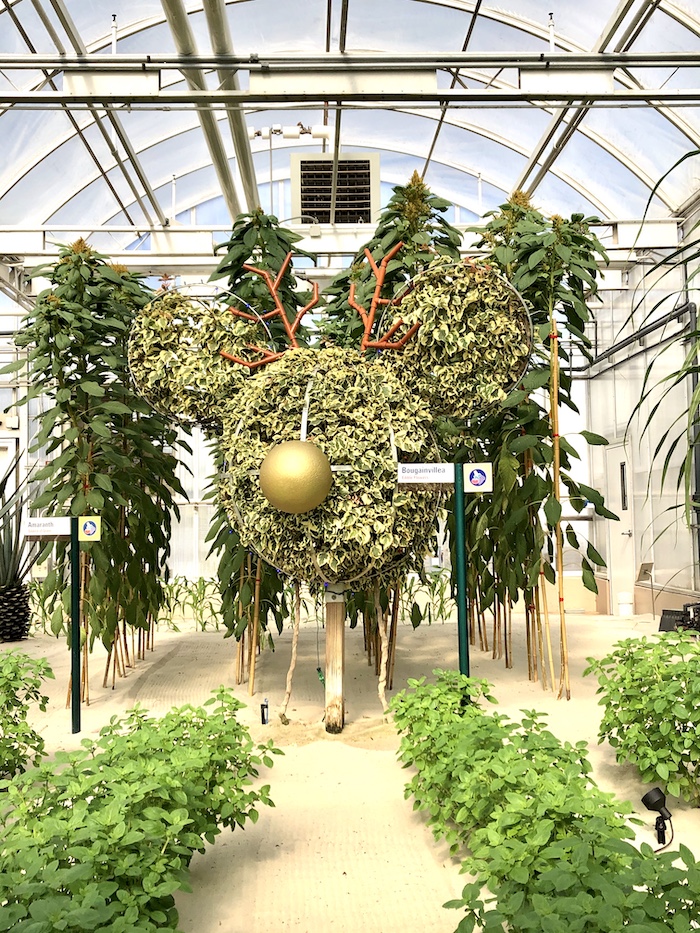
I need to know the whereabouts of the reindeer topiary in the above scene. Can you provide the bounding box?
[128,245,531,730]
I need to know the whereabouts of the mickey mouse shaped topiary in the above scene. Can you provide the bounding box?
[129,246,530,592]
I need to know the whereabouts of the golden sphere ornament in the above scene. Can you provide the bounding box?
[259,440,333,514]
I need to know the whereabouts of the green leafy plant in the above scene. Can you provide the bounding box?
[0,651,54,779]
[321,170,462,347]
[584,631,700,803]
[3,240,189,658]
[391,670,700,933]
[0,686,281,931]
[461,197,614,690]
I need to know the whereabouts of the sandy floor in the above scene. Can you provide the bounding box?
[5,611,700,933]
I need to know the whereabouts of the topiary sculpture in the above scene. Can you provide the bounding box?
[128,244,531,729]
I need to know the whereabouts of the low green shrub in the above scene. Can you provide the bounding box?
[0,651,53,779]
[0,686,281,932]
[391,670,700,933]
[584,631,700,803]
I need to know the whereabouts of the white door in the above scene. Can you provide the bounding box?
[604,443,636,614]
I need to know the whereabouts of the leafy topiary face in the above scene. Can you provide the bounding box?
[127,290,260,432]
[384,257,532,419]
[218,347,441,588]
[128,250,530,588]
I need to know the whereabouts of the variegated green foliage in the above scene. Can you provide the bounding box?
[218,347,441,588]
[321,170,462,347]
[386,256,532,419]
[127,291,260,433]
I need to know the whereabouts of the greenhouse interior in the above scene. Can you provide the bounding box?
[2,2,700,932]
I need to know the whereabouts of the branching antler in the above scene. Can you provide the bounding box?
[348,242,421,352]
[220,251,319,370]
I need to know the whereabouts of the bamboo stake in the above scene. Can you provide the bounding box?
[248,557,262,696]
[376,585,390,714]
[279,581,301,724]
[387,583,400,691]
[548,307,571,700]
[539,567,556,691]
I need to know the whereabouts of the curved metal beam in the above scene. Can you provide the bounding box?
[160,0,242,220]
[47,0,167,226]
[202,0,259,211]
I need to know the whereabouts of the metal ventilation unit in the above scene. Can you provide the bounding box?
[290,153,380,224]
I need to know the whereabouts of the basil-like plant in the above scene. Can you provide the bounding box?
[392,670,700,933]
[0,686,281,931]
[0,651,53,779]
[584,631,700,803]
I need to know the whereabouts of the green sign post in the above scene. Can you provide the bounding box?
[70,517,81,733]
[397,461,492,677]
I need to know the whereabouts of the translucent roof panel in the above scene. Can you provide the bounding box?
[1,0,700,238]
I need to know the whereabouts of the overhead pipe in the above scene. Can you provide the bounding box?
[160,0,242,220]
[202,0,259,212]
[570,300,692,375]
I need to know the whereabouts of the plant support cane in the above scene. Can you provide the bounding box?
[549,305,571,700]
[325,585,346,733]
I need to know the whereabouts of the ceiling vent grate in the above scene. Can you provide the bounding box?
[291,153,380,224]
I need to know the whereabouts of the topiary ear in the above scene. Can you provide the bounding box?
[128,290,264,435]
[381,256,532,420]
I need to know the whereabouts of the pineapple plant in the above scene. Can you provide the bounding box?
[0,451,43,642]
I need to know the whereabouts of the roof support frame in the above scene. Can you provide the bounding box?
[201,0,259,212]
[160,0,243,220]
[47,0,168,226]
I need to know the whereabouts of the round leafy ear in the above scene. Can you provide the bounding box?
[381,256,532,420]
[128,289,264,434]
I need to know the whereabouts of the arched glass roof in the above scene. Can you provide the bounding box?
[1,0,700,244]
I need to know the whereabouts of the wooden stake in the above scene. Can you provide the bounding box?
[539,567,556,692]
[387,584,400,691]
[279,581,301,724]
[376,586,390,714]
[325,588,345,733]
[248,557,262,697]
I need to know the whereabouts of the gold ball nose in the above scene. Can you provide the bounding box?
[259,440,333,514]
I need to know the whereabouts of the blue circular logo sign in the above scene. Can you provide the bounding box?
[82,520,97,537]
[468,469,487,487]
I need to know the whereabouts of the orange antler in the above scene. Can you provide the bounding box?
[220,251,319,370]
[348,242,421,352]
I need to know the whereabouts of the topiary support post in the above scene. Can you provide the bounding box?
[325,585,346,733]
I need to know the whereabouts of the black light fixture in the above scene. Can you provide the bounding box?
[642,787,673,846]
